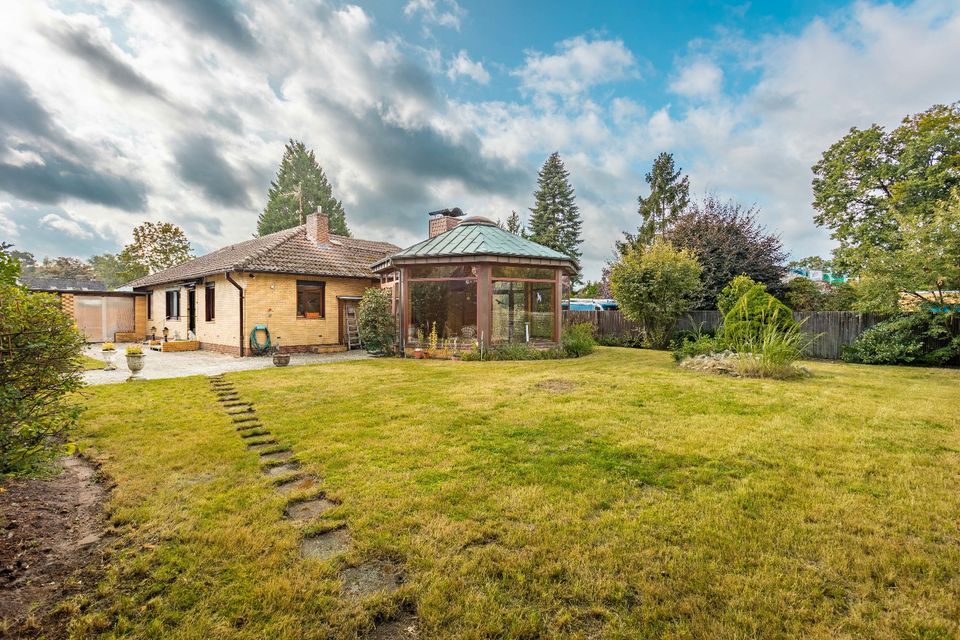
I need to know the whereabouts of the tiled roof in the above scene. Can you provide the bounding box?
[374,218,578,269]
[125,226,399,288]
[20,276,109,292]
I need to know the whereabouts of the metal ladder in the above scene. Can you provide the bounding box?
[346,309,362,350]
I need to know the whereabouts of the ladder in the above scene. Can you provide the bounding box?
[345,308,362,350]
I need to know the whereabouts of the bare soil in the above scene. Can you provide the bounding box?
[341,561,401,599]
[0,456,108,638]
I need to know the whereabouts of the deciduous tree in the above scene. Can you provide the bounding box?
[122,221,192,276]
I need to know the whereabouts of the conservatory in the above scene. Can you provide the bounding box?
[372,213,579,352]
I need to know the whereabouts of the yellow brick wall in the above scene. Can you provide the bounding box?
[141,273,377,352]
[134,295,147,338]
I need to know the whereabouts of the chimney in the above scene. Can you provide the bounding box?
[306,209,330,245]
[427,207,464,238]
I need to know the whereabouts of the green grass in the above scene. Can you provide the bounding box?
[68,348,960,639]
[80,354,106,370]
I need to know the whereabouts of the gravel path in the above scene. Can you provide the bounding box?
[83,344,369,385]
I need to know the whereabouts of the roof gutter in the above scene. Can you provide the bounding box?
[225,271,245,357]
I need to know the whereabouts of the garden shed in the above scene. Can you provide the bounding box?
[372,210,579,352]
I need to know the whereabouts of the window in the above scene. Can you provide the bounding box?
[409,265,477,279]
[205,283,215,321]
[409,279,478,343]
[146,293,152,320]
[296,280,325,318]
[491,266,555,280]
[491,280,554,344]
[165,289,180,319]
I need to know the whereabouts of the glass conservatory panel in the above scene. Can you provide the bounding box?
[491,280,554,344]
[408,265,477,279]
[491,266,556,280]
[409,280,478,343]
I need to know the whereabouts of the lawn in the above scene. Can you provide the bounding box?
[68,348,960,639]
[80,354,106,370]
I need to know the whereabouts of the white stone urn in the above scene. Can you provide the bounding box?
[126,351,145,380]
[101,346,117,370]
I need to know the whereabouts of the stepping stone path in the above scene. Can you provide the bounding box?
[206,374,412,635]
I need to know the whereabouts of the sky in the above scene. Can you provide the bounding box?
[1,0,959,280]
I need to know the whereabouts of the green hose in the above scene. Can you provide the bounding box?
[249,324,271,355]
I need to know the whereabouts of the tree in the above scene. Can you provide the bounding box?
[257,140,350,237]
[357,288,397,355]
[122,221,192,276]
[854,192,960,313]
[664,196,786,308]
[27,256,96,280]
[0,283,85,475]
[609,240,702,349]
[787,256,833,273]
[812,102,960,274]
[1,243,22,286]
[505,210,524,236]
[620,152,690,252]
[90,253,130,289]
[528,152,582,266]
[576,281,602,297]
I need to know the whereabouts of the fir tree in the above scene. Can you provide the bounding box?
[619,152,689,253]
[257,140,350,236]
[505,210,524,236]
[528,152,582,264]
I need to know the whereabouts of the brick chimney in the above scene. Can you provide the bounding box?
[306,209,329,245]
[427,207,465,238]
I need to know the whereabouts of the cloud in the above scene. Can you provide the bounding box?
[172,135,251,208]
[0,68,61,141]
[39,212,94,238]
[669,59,723,98]
[404,0,466,31]
[43,21,168,100]
[447,51,490,84]
[514,36,640,96]
[0,148,149,211]
[152,0,258,52]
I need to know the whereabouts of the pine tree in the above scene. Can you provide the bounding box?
[620,152,690,253]
[257,140,350,237]
[505,210,524,236]
[528,152,582,264]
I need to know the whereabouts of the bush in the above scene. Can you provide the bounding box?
[0,284,85,476]
[717,275,758,316]
[723,285,797,349]
[671,333,725,362]
[561,322,596,357]
[842,314,960,365]
[357,288,397,355]
[595,332,644,348]
[460,344,566,361]
[733,321,812,379]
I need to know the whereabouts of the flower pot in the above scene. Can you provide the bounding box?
[126,353,145,380]
[305,311,321,318]
[101,349,116,371]
[413,349,424,359]
[273,353,290,367]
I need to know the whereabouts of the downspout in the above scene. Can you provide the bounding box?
[225,271,245,357]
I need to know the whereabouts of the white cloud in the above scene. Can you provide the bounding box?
[39,213,93,238]
[669,59,723,98]
[514,36,640,96]
[447,50,490,84]
[403,0,465,31]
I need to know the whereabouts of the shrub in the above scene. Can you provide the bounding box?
[0,284,85,476]
[842,314,960,365]
[733,321,812,379]
[102,342,116,351]
[357,288,397,355]
[717,275,759,316]
[126,345,143,355]
[561,322,596,357]
[595,332,644,348]
[671,333,725,362]
[723,285,797,349]
[609,240,703,349]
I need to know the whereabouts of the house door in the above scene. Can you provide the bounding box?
[339,299,361,348]
[187,288,196,335]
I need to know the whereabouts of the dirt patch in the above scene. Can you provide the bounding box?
[341,561,400,598]
[366,612,419,639]
[535,379,578,392]
[285,496,336,521]
[0,456,108,636]
[300,528,351,560]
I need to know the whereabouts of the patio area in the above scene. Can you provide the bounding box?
[82,344,369,385]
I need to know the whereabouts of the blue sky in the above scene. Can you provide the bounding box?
[1,0,958,280]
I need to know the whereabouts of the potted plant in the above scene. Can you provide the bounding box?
[125,345,145,380]
[101,342,117,370]
[272,337,290,366]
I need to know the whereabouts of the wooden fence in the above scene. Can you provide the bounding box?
[563,310,890,360]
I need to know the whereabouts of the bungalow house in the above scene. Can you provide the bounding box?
[373,209,578,351]
[126,213,399,355]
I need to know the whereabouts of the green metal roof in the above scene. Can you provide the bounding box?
[381,218,577,266]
